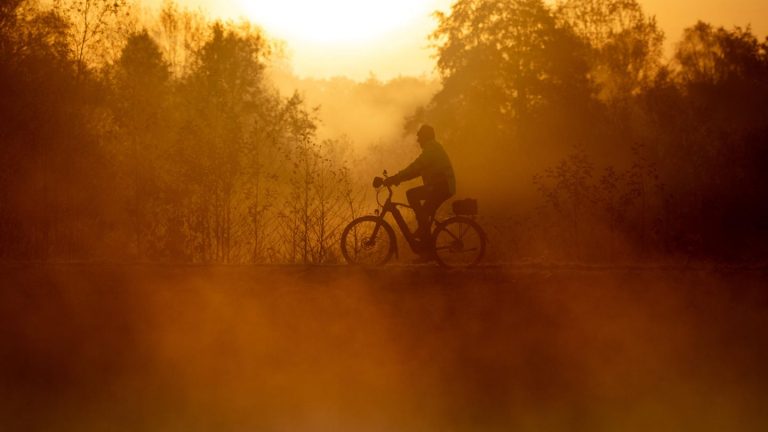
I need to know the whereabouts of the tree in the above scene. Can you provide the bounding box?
[58,0,130,75]
[674,22,768,85]
[431,0,587,123]
[661,23,768,257]
[151,0,208,78]
[178,22,269,262]
[414,0,591,202]
[557,0,664,101]
[112,29,171,258]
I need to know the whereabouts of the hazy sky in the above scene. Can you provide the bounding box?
[150,0,768,80]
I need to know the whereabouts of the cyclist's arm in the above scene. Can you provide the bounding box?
[389,154,425,185]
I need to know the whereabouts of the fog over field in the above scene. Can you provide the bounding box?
[3,0,768,429]
[2,265,767,431]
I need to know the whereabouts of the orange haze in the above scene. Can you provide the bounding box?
[152,0,768,80]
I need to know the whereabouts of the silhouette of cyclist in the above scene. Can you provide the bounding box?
[383,124,455,255]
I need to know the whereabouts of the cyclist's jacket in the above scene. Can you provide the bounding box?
[391,139,456,195]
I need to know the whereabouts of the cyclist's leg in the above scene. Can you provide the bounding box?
[406,186,430,239]
[421,187,452,242]
[410,184,450,244]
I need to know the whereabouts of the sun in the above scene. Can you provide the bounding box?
[238,0,436,45]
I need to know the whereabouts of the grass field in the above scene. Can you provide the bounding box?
[2,264,767,431]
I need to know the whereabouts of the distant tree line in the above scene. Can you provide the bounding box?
[1,0,767,263]
[413,0,768,262]
[0,0,361,263]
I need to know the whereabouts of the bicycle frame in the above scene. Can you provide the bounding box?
[344,178,485,267]
[371,185,425,253]
[342,173,486,267]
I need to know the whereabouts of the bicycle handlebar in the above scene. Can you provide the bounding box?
[374,170,394,207]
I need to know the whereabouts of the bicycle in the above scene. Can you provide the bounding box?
[340,170,486,268]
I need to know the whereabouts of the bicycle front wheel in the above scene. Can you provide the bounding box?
[340,216,396,266]
[432,216,486,268]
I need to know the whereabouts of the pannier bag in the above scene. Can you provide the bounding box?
[452,198,478,215]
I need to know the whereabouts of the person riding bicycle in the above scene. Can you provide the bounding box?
[383,124,456,254]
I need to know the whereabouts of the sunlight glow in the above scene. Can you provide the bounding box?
[238,0,435,45]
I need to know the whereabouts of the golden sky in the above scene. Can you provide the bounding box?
[152,0,768,80]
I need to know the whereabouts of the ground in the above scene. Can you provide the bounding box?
[1,264,767,431]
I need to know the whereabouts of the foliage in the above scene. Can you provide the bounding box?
[0,0,364,263]
[1,0,767,263]
[423,0,768,261]
[557,0,664,101]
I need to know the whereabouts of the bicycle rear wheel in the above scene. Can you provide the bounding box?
[340,216,396,266]
[432,216,486,268]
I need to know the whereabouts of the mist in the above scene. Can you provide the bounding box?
[2,265,767,430]
[2,1,768,429]
[3,0,768,263]
[268,67,440,152]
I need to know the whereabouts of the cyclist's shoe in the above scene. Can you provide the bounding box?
[411,237,435,264]
[412,232,433,251]
[411,238,424,253]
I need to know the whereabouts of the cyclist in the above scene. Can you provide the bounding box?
[383,124,456,256]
